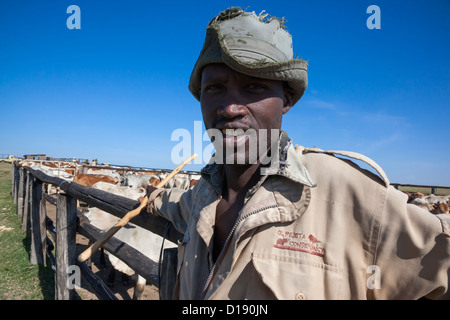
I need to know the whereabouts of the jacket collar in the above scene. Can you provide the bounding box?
[201,130,316,194]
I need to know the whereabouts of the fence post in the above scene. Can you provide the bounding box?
[21,172,33,236]
[17,167,26,216]
[55,193,77,300]
[30,179,46,265]
[10,163,15,198]
[12,163,19,204]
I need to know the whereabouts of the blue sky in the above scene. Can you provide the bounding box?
[0,0,449,186]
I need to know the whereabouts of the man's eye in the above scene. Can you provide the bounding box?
[204,84,221,92]
[247,83,267,91]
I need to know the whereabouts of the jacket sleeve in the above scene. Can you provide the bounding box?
[372,186,450,299]
[149,187,193,235]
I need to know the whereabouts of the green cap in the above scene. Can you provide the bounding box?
[189,7,308,105]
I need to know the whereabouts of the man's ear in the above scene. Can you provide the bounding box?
[282,84,294,114]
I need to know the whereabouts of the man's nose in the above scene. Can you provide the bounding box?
[217,92,248,119]
[218,104,248,119]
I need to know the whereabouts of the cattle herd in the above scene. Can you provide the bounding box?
[17,160,450,299]
[405,191,450,215]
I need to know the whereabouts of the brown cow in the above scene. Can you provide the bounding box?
[189,179,199,188]
[431,202,449,215]
[149,176,161,187]
[73,173,119,188]
[42,162,58,168]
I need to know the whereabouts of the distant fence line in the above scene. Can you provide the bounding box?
[8,156,200,176]
[1,155,89,162]
[80,163,201,176]
[391,183,450,195]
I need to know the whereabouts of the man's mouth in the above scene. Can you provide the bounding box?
[217,128,258,153]
[221,128,246,137]
[221,130,246,148]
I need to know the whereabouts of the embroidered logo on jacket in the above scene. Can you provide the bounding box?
[274,231,325,257]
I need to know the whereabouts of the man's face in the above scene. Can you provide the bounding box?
[200,63,293,165]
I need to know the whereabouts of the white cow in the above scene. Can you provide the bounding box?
[408,192,450,214]
[424,194,450,205]
[173,173,190,190]
[123,173,160,189]
[84,181,176,300]
[21,161,73,179]
[20,161,74,195]
[410,197,434,211]
[157,172,193,190]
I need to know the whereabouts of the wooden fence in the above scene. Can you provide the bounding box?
[11,161,183,300]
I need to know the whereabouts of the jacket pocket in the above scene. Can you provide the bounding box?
[252,253,346,300]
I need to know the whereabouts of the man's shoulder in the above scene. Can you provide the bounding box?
[294,144,390,189]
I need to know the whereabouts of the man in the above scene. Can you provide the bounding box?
[144,7,450,299]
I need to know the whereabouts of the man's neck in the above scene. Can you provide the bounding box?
[212,162,262,262]
[222,162,261,200]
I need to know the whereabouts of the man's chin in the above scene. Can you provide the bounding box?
[216,149,259,165]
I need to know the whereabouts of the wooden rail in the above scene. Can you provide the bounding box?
[11,161,183,300]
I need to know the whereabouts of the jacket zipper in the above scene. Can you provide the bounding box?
[198,203,278,299]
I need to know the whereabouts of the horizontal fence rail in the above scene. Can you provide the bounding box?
[391,183,450,195]
[11,161,183,300]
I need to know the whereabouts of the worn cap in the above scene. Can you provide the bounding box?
[188,7,308,105]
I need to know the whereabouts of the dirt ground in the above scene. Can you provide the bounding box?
[45,200,160,300]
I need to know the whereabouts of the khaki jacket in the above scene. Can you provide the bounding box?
[151,132,450,300]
